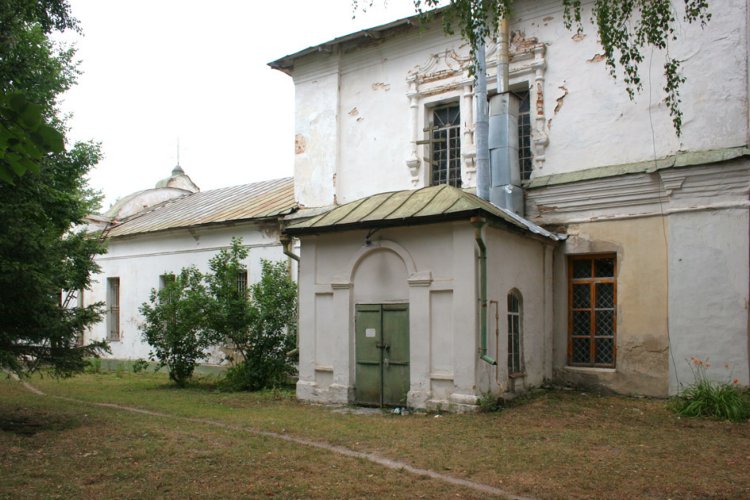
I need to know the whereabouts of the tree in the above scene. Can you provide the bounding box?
[0,0,109,376]
[0,0,77,182]
[205,238,297,391]
[139,267,214,387]
[355,0,711,135]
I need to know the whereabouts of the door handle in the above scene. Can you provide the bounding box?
[376,343,390,351]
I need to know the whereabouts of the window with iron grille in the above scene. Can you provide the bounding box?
[517,89,532,181]
[429,104,461,187]
[237,270,248,296]
[507,290,523,375]
[106,277,120,342]
[568,255,617,367]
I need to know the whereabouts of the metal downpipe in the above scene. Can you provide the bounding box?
[475,35,490,201]
[471,216,497,365]
[280,234,300,262]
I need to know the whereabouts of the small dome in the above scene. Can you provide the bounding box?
[155,164,199,193]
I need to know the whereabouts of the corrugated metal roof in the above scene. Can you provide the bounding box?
[107,177,296,238]
[285,184,559,240]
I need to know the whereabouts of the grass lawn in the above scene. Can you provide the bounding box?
[1,371,749,499]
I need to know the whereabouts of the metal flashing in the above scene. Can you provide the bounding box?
[284,184,560,241]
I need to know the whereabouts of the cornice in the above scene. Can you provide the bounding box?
[526,157,750,224]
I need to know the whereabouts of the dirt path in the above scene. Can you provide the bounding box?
[14,377,530,499]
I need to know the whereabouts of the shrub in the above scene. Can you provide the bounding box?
[205,241,297,391]
[139,266,215,387]
[670,357,750,422]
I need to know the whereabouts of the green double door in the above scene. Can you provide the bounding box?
[355,304,410,407]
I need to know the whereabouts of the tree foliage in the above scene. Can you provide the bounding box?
[205,238,252,357]
[237,258,298,390]
[0,0,77,182]
[355,0,711,135]
[139,267,214,387]
[205,238,297,391]
[138,240,298,390]
[0,0,109,376]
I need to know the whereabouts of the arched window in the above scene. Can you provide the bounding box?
[507,290,523,375]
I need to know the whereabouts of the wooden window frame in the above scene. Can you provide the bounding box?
[567,254,617,368]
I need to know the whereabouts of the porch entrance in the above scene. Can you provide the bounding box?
[354,304,410,407]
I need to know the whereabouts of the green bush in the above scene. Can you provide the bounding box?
[205,239,297,392]
[139,266,216,387]
[670,358,750,422]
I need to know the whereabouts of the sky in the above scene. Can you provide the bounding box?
[57,0,421,211]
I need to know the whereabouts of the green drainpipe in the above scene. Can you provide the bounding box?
[471,216,497,365]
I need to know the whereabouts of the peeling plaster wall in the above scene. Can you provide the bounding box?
[85,224,287,361]
[293,54,341,207]
[524,0,748,176]
[290,0,747,207]
[555,217,670,396]
[668,208,750,393]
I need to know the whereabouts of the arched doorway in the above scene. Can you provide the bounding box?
[352,248,410,406]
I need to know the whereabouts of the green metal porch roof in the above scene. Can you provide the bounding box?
[285,184,560,240]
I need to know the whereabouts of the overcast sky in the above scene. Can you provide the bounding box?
[58,1,421,210]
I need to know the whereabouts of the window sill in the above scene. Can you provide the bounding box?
[509,372,526,379]
[564,366,616,374]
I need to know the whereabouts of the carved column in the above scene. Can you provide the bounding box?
[406,77,421,186]
[532,45,549,170]
[461,82,477,186]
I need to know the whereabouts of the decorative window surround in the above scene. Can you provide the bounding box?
[406,37,548,187]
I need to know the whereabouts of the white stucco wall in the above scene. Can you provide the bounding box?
[483,225,554,395]
[295,220,552,409]
[668,208,750,393]
[85,223,289,361]
[289,0,748,208]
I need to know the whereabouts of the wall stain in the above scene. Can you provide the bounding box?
[295,134,306,155]
[587,53,606,63]
[371,82,391,91]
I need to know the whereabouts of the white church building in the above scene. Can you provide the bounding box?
[83,167,296,362]
[270,2,749,410]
